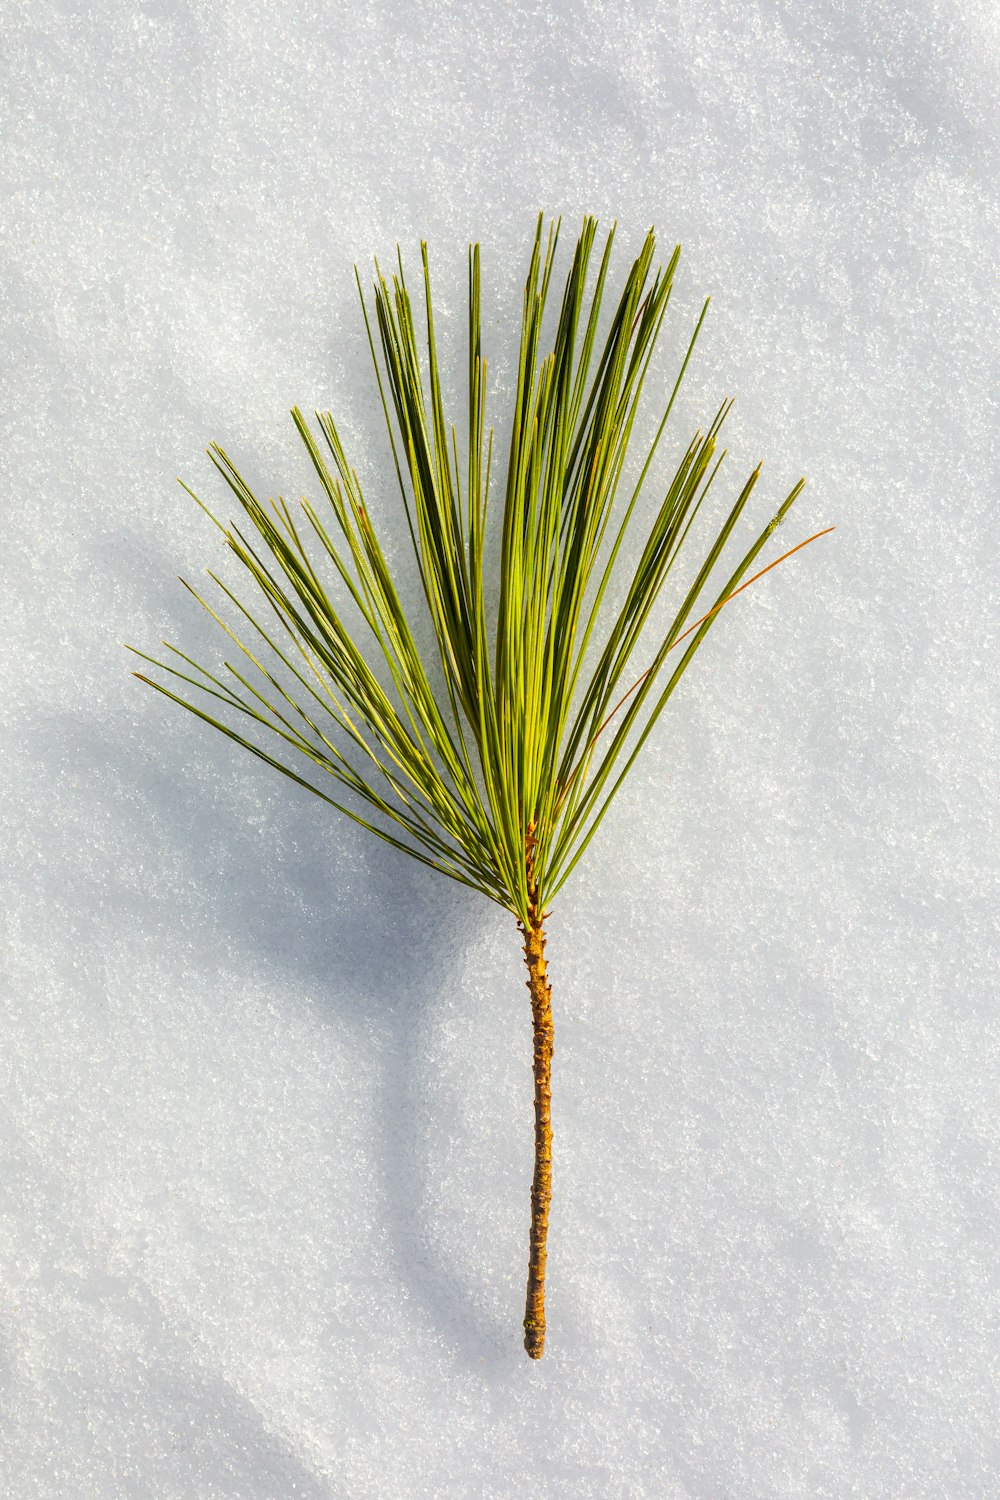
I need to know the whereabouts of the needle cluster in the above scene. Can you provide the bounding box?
[130,213,817,927]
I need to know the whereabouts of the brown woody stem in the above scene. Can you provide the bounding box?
[521,828,553,1359]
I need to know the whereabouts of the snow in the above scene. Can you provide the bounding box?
[2,1,998,1495]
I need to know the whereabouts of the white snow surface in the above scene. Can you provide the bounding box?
[2,2,999,1496]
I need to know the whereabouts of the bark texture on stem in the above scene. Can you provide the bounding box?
[521,828,553,1359]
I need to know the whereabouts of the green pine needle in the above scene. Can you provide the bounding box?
[128,212,830,928]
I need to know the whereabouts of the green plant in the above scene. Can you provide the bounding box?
[129,213,831,1359]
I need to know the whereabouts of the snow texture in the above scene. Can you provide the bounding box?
[2,2,998,1496]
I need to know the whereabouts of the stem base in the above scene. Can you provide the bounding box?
[522,911,553,1359]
